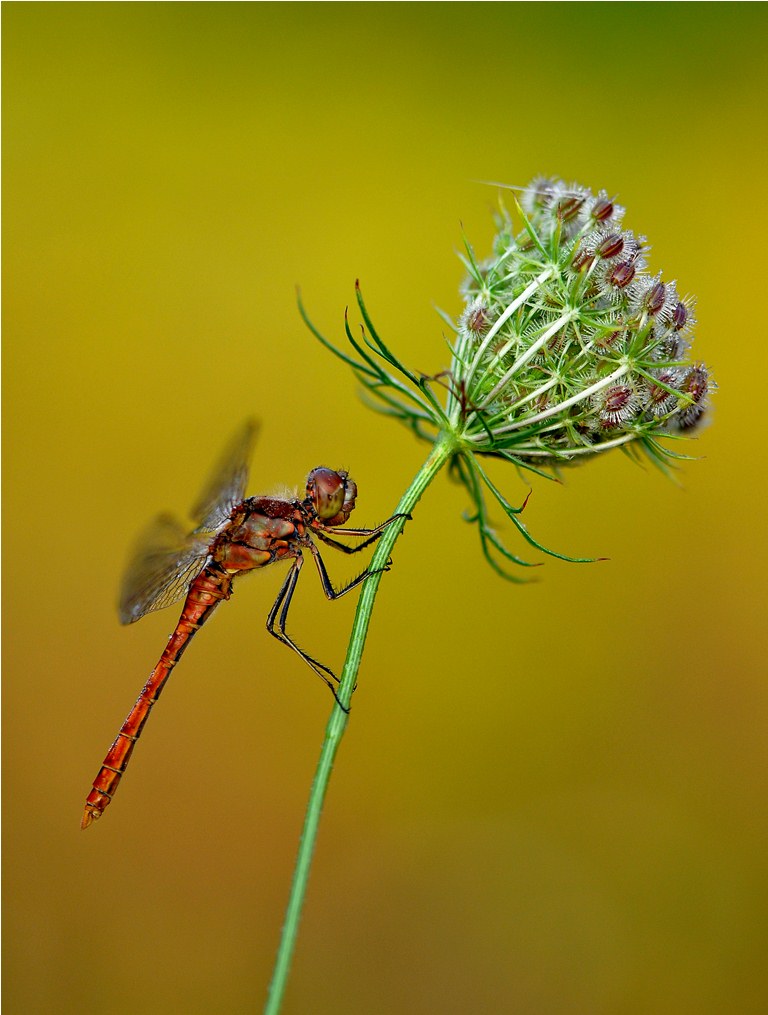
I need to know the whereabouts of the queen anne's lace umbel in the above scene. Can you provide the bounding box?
[449,177,712,468]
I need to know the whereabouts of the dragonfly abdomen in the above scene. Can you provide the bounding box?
[81,566,232,829]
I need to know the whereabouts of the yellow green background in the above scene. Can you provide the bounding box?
[5,4,767,1013]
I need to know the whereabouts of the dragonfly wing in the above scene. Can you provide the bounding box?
[190,419,259,530]
[119,513,210,624]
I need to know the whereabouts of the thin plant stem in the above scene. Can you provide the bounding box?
[264,433,456,1015]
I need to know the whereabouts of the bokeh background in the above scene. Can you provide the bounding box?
[5,5,767,1013]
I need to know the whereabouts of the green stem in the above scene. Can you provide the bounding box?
[264,433,456,1014]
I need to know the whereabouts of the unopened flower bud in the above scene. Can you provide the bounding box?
[674,364,710,429]
[461,299,491,336]
[597,233,625,260]
[609,260,636,289]
[591,196,616,222]
[593,383,643,430]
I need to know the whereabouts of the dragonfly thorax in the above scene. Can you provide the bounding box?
[305,468,357,525]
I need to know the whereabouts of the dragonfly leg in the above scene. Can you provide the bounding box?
[308,541,390,599]
[315,512,410,554]
[266,556,349,712]
[314,530,380,555]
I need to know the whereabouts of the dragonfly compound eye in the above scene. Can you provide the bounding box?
[307,468,357,523]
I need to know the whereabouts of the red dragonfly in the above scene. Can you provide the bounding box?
[82,420,403,829]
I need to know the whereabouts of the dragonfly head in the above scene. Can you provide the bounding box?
[305,468,358,525]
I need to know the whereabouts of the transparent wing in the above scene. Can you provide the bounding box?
[190,419,259,530]
[119,513,211,625]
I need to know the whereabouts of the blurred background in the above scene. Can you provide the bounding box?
[4,5,767,1013]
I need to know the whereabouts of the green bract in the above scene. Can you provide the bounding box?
[302,177,713,578]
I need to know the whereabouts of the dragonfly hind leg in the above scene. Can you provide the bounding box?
[267,546,392,711]
[267,555,350,711]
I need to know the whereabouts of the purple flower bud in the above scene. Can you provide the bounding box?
[597,234,624,260]
[557,193,585,223]
[594,383,643,429]
[672,301,688,331]
[591,197,615,222]
[645,370,682,417]
[675,364,710,429]
[461,299,491,336]
[571,248,595,271]
[609,261,636,289]
[644,281,666,316]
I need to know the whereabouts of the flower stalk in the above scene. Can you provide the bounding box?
[264,435,454,1015]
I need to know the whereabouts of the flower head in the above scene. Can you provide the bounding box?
[302,176,714,577]
[449,178,713,466]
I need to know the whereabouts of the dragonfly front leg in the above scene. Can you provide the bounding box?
[315,512,409,554]
[266,556,349,711]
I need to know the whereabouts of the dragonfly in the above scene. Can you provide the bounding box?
[81,420,404,829]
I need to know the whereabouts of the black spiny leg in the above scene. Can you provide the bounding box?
[266,556,349,711]
[308,541,391,600]
[314,512,409,554]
